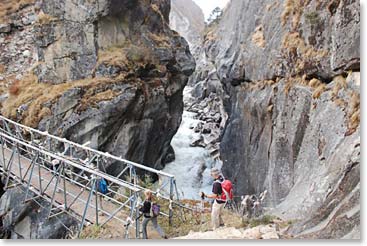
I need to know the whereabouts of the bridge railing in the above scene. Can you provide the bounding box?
[0,115,182,238]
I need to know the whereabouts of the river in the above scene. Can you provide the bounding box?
[161,88,220,200]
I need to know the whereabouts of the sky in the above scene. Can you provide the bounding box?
[193,0,230,21]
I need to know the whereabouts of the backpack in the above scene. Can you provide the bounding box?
[216,179,233,201]
[151,203,161,217]
[97,178,108,194]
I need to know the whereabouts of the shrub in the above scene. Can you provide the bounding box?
[0,0,35,23]
[246,215,277,228]
[305,11,320,25]
[35,12,57,25]
[9,80,20,95]
[312,84,326,99]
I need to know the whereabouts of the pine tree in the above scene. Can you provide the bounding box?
[207,7,223,25]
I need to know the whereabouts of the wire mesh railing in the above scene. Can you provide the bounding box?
[0,115,183,238]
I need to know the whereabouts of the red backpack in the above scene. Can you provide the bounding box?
[216,179,233,201]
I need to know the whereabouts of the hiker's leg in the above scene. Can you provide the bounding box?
[142,217,150,239]
[219,203,224,225]
[99,195,103,209]
[151,217,165,238]
[211,201,221,230]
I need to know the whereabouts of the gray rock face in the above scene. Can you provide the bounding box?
[170,0,205,58]
[191,0,360,239]
[0,186,78,239]
[218,73,360,239]
[204,0,359,83]
[0,24,11,33]
[1,0,195,173]
[34,0,195,172]
[0,4,38,82]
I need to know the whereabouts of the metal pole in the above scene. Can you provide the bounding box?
[37,157,43,194]
[95,179,99,226]
[78,178,96,238]
[47,163,62,218]
[128,193,138,239]
[4,148,16,189]
[129,165,133,209]
[169,177,174,226]
[1,136,6,168]
[24,153,38,203]
[16,143,23,180]
[62,163,67,210]
[174,179,184,222]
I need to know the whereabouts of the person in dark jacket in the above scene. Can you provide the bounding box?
[139,190,167,239]
[200,167,225,230]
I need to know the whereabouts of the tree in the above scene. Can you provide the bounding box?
[207,7,223,25]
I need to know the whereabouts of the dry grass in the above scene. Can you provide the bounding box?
[330,75,347,99]
[8,79,20,95]
[79,225,107,239]
[204,30,217,42]
[150,3,165,22]
[78,89,120,112]
[252,25,266,48]
[308,78,322,88]
[1,74,124,127]
[148,32,171,48]
[0,64,6,74]
[298,74,310,86]
[35,12,57,25]
[265,2,279,12]
[98,45,129,67]
[160,205,245,238]
[347,91,360,133]
[334,75,347,89]
[0,0,34,23]
[284,78,294,95]
[282,32,328,74]
[281,0,311,29]
[248,79,276,91]
[267,104,274,113]
[312,83,326,99]
[98,41,156,68]
[334,98,347,108]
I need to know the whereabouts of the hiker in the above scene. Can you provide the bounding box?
[200,167,229,230]
[96,176,107,215]
[139,190,167,239]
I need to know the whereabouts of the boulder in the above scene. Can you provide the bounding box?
[0,24,11,33]
[0,186,78,239]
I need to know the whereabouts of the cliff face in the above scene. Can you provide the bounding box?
[194,0,360,239]
[0,0,195,172]
[170,0,205,58]
[205,0,359,83]
[0,186,78,239]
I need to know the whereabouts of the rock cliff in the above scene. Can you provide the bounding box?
[0,0,195,173]
[191,0,360,239]
[170,0,205,59]
[0,186,78,239]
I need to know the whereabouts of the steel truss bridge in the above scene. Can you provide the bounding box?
[0,115,185,239]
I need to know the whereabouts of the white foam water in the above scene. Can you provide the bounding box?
[162,110,219,200]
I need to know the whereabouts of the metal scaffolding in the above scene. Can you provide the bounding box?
[0,115,182,238]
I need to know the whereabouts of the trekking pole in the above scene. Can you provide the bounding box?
[200,192,205,232]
